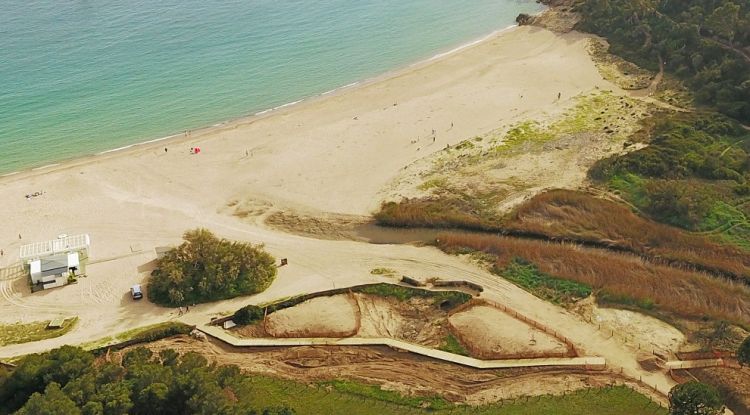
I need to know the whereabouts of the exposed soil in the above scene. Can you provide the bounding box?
[232,294,577,360]
[235,293,452,350]
[123,335,666,406]
[355,294,447,348]
[448,305,569,359]
[264,295,359,338]
[584,302,685,356]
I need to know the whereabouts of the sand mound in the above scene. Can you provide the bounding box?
[448,305,568,359]
[265,295,358,338]
[593,307,684,354]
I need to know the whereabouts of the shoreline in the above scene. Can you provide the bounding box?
[0,22,524,182]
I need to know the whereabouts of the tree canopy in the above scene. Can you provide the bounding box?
[148,229,277,306]
[577,0,750,123]
[0,346,294,415]
[668,381,723,415]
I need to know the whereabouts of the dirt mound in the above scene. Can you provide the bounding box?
[265,295,358,338]
[448,305,568,359]
[592,307,684,354]
[355,294,447,347]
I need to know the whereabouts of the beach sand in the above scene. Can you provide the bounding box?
[0,26,633,367]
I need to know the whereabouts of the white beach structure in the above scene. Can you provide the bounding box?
[20,234,90,291]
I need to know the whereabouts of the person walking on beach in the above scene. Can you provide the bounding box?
[164,147,168,153]
[557,92,561,100]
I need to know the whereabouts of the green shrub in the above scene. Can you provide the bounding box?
[234,305,265,325]
[739,336,750,366]
[148,229,277,306]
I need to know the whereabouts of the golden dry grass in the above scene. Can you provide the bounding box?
[437,233,750,326]
[505,190,750,282]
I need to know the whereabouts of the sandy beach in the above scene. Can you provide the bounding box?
[0,24,680,390]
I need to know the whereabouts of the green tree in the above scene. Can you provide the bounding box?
[93,381,132,415]
[133,383,169,415]
[17,382,81,415]
[706,2,741,43]
[668,381,723,415]
[739,335,750,366]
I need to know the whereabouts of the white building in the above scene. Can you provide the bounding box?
[29,252,80,290]
[20,234,90,291]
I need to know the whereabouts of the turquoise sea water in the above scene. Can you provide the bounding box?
[0,0,542,174]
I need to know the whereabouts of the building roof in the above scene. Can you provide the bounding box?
[20,234,90,260]
[30,252,80,278]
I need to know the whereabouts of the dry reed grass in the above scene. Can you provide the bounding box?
[376,191,750,284]
[505,190,750,281]
[437,232,750,326]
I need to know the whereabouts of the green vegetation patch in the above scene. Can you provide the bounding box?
[81,322,193,352]
[598,292,656,311]
[492,92,642,155]
[592,112,750,249]
[0,318,77,347]
[232,378,666,415]
[356,284,471,306]
[370,267,397,276]
[148,228,277,306]
[500,259,592,305]
[438,334,469,356]
[320,380,450,410]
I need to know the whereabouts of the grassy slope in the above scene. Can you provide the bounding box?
[242,377,666,415]
[0,318,78,346]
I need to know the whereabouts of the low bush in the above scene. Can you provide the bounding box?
[356,284,471,307]
[234,305,265,325]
